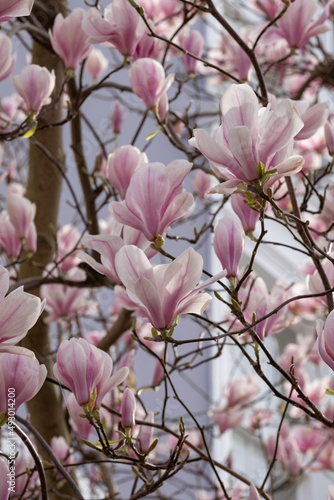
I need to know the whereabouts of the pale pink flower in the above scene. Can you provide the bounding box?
[11,64,55,114]
[128,58,174,112]
[226,374,259,407]
[0,33,16,82]
[192,170,216,199]
[121,387,136,429]
[213,215,244,279]
[329,485,334,500]
[249,484,261,500]
[307,253,334,305]
[56,224,81,272]
[293,426,326,454]
[138,412,154,454]
[0,352,47,416]
[208,407,244,434]
[41,268,90,322]
[325,121,334,155]
[68,393,94,441]
[293,100,329,141]
[189,83,304,194]
[114,245,226,331]
[83,0,146,58]
[106,145,148,199]
[231,192,260,233]
[0,0,34,23]
[317,309,334,371]
[0,211,22,258]
[53,337,129,409]
[85,48,108,81]
[266,424,303,476]
[178,28,204,75]
[51,436,73,470]
[263,0,330,50]
[0,265,44,346]
[109,160,194,243]
[6,191,36,240]
[50,9,91,71]
[111,100,124,134]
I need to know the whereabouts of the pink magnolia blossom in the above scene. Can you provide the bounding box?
[264,0,330,50]
[106,145,148,199]
[114,245,226,331]
[50,8,91,71]
[11,64,55,114]
[121,387,136,429]
[192,170,216,199]
[292,100,329,141]
[0,0,34,23]
[83,0,146,58]
[0,33,16,82]
[128,58,174,112]
[56,224,81,272]
[85,48,108,81]
[68,393,94,441]
[329,485,334,500]
[6,191,36,240]
[53,337,128,409]
[266,424,303,476]
[138,412,154,454]
[0,352,47,416]
[249,484,261,500]
[109,160,194,243]
[0,265,44,346]
[317,309,334,371]
[0,211,22,258]
[189,83,304,194]
[226,374,259,407]
[208,407,244,434]
[231,192,260,233]
[325,121,334,155]
[178,28,204,75]
[213,215,244,279]
[111,99,124,134]
[51,436,73,471]
[41,268,90,323]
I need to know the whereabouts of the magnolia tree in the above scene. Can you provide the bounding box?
[0,0,334,498]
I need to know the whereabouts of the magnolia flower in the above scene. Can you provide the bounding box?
[325,121,334,155]
[178,28,204,75]
[83,0,146,58]
[85,48,108,81]
[11,64,55,114]
[53,338,129,409]
[6,191,36,240]
[0,33,16,82]
[189,83,304,194]
[0,352,47,416]
[50,8,91,71]
[213,215,244,279]
[121,388,136,429]
[317,309,334,371]
[110,160,194,243]
[0,265,44,346]
[263,0,330,50]
[111,99,124,134]
[0,0,34,23]
[106,145,148,199]
[114,245,226,331]
[128,58,174,113]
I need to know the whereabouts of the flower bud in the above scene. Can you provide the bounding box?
[121,387,136,430]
